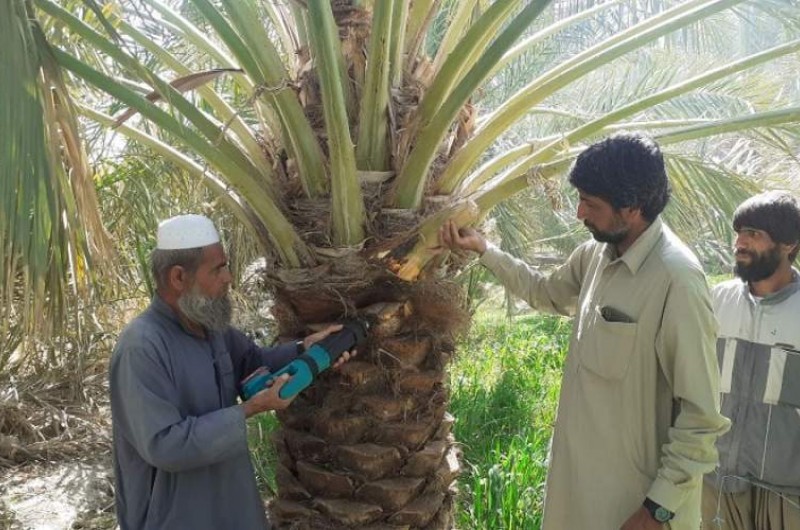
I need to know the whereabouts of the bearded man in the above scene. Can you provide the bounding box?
[703,191,800,530]
[110,214,353,530]
[440,132,729,529]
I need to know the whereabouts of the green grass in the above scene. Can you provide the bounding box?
[450,312,568,530]
[248,311,570,529]
[247,411,281,496]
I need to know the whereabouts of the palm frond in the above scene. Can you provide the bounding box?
[662,151,759,252]
[113,68,243,126]
[0,0,108,361]
[392,0,554,209]
[356,0,394,171]
[54,47,311,267]
[440,0,747,190]
[79,104,269,246]
[189,0,328,197]
[306,0,365,245]
[116,19,267,167]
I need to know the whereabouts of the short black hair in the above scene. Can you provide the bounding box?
[733,191,800,261]
[568,132,670,221]
[150,247,205,291]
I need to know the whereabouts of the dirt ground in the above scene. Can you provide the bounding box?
[0,455,116,530]
[0,375,117,530]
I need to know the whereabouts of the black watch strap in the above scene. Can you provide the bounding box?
[643,497,674,523]
[295,339,305,355]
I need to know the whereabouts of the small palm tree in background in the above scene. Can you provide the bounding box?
[5,0,800,527]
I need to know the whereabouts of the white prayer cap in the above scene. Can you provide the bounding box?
[156,214,220,250]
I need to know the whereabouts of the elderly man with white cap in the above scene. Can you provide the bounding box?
[109,214,352,530]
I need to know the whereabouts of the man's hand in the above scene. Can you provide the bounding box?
[241,374,294,418]
[302,324,357,369]
[302,324,341,351]
[620,506,664,530]
[332,349,357,370]
[437,219,487,255]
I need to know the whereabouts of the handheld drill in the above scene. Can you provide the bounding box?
[241,319,368,401]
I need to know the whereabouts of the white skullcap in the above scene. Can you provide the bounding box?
[156,214,220,250]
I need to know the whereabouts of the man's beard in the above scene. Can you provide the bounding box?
[585,221,628,245]
[177,285,232,331]
[734,246,782,283]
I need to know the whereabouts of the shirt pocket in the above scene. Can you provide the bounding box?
[581,308,638,380]
[761,405,800,488]
[215,351,235,377]
[772,347,800,408]
[213,351,238,403]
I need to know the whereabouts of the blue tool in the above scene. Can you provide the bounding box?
[241,319,368,400]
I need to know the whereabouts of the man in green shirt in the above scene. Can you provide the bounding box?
[440,133,729,529]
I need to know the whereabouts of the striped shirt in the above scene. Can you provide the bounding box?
[709,272,800,496]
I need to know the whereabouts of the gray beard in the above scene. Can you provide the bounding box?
[177,286,232,332]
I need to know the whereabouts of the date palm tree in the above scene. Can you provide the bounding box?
[7,0,800,527]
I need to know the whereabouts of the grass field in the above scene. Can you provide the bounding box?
[450,312,569,529]
[248,311,571,529]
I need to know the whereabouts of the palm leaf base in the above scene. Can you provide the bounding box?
[265,261,467,529]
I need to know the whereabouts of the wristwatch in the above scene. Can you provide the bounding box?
[295,339,306,355]
[643,497,674,523]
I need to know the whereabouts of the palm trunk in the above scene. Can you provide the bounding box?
[267,258,466,529]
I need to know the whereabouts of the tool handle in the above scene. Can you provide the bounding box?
[241,319,368,400]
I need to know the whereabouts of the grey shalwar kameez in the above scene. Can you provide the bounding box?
[110,296,298,530]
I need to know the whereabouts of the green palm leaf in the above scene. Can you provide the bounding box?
[1,0,109,362]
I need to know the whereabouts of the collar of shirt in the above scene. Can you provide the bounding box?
[741,266,800,306]
[602,217,664,275]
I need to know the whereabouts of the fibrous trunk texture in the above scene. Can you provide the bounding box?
[266,257,467,530]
